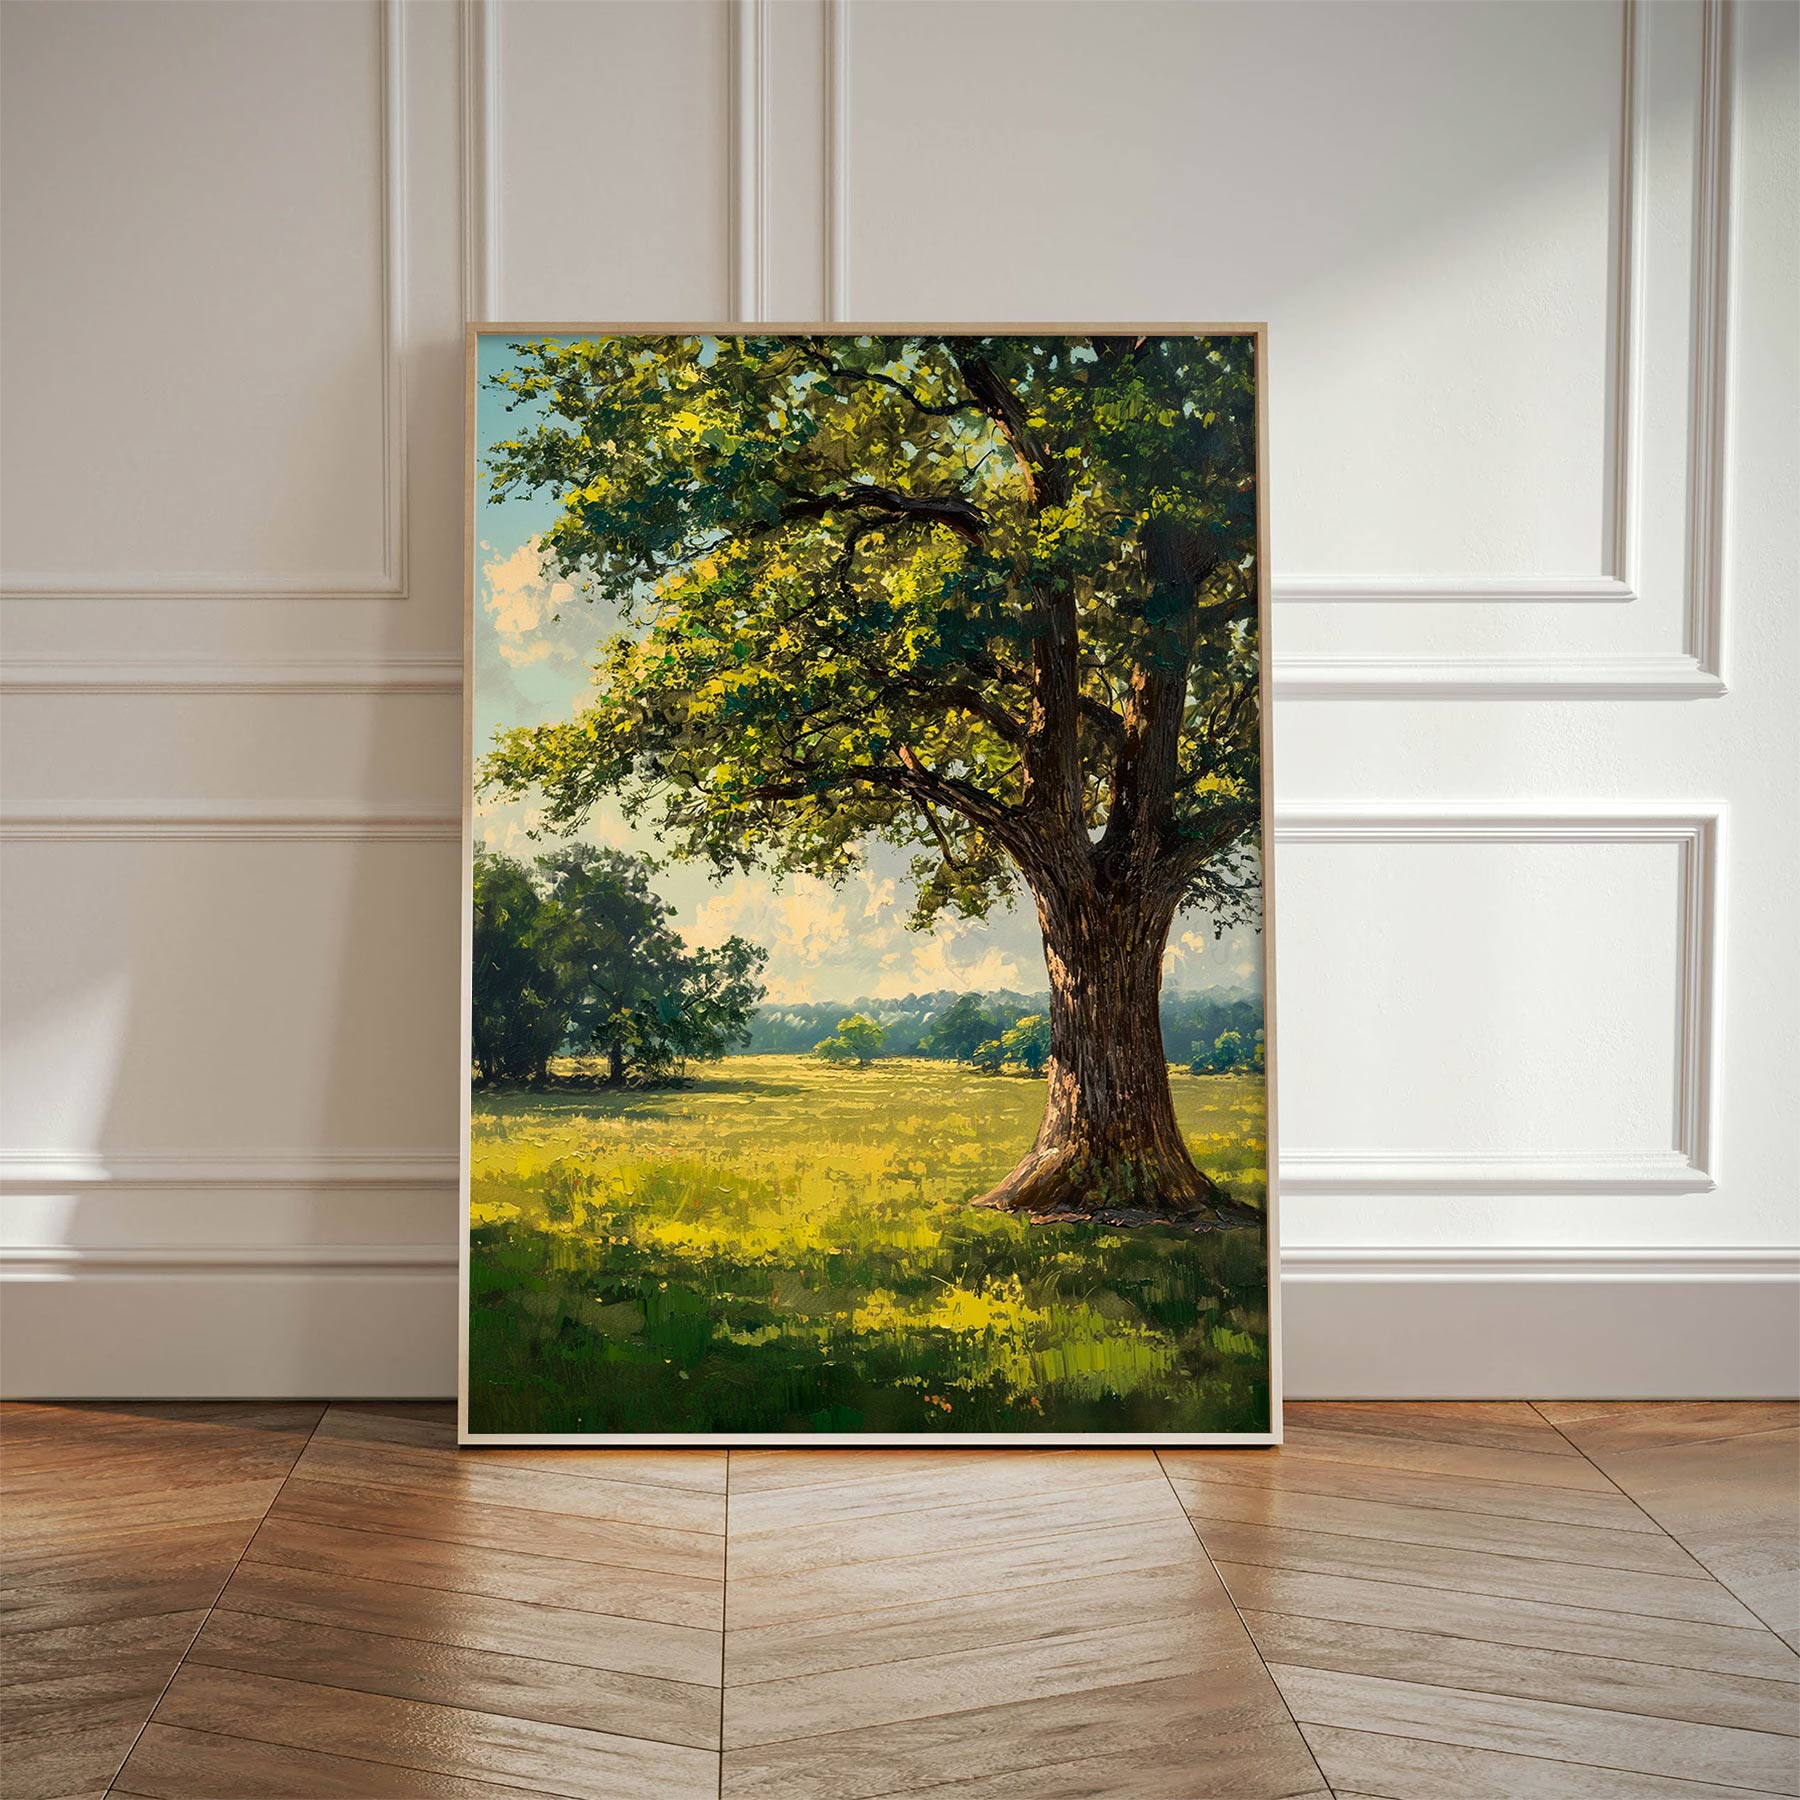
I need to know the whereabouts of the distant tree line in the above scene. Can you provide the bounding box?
[472,845,766,1085]
[755,989,1263,1071]
[1189,1027,1265,1075]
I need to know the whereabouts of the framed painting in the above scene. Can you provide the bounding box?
[460,325,1280,1445]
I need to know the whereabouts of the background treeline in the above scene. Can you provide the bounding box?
[747,989,1263,1069]
[473,845,765,1085]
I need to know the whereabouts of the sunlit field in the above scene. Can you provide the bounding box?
[468,1056,1269,1437]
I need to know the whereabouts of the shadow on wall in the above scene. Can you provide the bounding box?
[0,330,467,1397]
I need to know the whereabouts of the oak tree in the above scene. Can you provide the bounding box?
[481,333,1262,1218]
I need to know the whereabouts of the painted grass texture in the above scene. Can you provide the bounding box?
[469,1056,1269,1436]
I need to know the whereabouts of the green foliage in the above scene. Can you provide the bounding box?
[472,850,569,1084]
[1157,991,1263,1066]
[467,1057,1269,1434]
[971,1012,1053,1076]
[745,986,1263,1062]
[813,1011,887,1066]
[919,991,1008,1062]
[477,333,1262,930]
[471,844,767,1086]
[1189,1025,1265,1076]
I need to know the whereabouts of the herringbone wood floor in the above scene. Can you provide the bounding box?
[1,1401,1795,1798]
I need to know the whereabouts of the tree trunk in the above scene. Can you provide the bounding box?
[608,1043,626,1085]
[973,876,1233,1223]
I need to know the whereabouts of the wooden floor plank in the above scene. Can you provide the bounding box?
[187,1608,722,1749]
[1271,1663,1800,1794]
[147,1665,719,1800]
[727,1474,1178,1581]
[1215,1559,1800,1681]
[723,1556,1226,1687]
[720,1670,1323,1800]
[244,1513,722,1631]
[220,1555,721,1685]
[859,1760,1328,1800]
[727,1448,998,1495]
[1192,1517,1766,1626]
[1171,1474,1706,1576]
[1242,1608,1799,1734]
[2,1696,154,1800]
[270,1476,726,1581]
[0,1402,322,1800]
[1,1611,206,1733]
[722,1448,1325,1796]
[1,1520,265,1636]
[1271,1421,1620,1491]
[1302,1721,1780,1800]
[726,1514,1205,1631]
[726,1450,1168,1534]
[1159,1444,1661,1533]
[114,1723,556,1799]
[1532,1401,1798,1452]
[1544,1410,1800,1644]
[325,1409,728,1494]
[725,1612,1263,1750]
[1285,1400,1589,1457]
[290,1435,727,1535]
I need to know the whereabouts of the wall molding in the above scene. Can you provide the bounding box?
[823,0,849,322]
[1685,0,1733,677]
[460,0,499,322]
[1270,577,1636,606]
[1282,1245,1796,1281]
[730,0,769,322]
[1272,0,1733,694]
[1270,652,1725,698]
[0,1153,456,1187]
[1279,1151,1713,1197]
[0,0,411,605]
[1,1244,454,1273]
[0,658,463,695]
[1278,805,1724,1191]
[0,806,459,843]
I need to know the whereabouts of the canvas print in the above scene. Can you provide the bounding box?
[463,327,1277,1442]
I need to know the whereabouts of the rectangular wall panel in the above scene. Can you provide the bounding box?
[1,0,396,592]
[1274,818,1710,1188]
[484,0,731,319]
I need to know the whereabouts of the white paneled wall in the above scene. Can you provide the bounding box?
[2,0,1794,1398]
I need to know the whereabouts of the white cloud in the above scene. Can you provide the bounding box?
[475,800,546,858]
[859,872,897,917]
[484,537,579,666]
[690,876,850,966]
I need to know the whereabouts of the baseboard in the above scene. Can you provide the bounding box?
[0,1251,457,1399]
[1282,1248,1800,1399]
[2,1246,1794,1401]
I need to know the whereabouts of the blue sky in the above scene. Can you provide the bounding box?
[471,334,1263,1006]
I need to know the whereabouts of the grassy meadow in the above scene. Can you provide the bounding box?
[468,1056,1270,1436]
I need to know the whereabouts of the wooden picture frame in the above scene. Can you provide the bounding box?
[459,325,1280,1446]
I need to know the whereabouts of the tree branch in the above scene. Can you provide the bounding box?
[782,483,986,546]
[792,341,971,418]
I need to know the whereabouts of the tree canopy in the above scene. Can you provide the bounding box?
[479,333,1262,933]
[814,1012,887,1067]
[472,844,766,1085]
